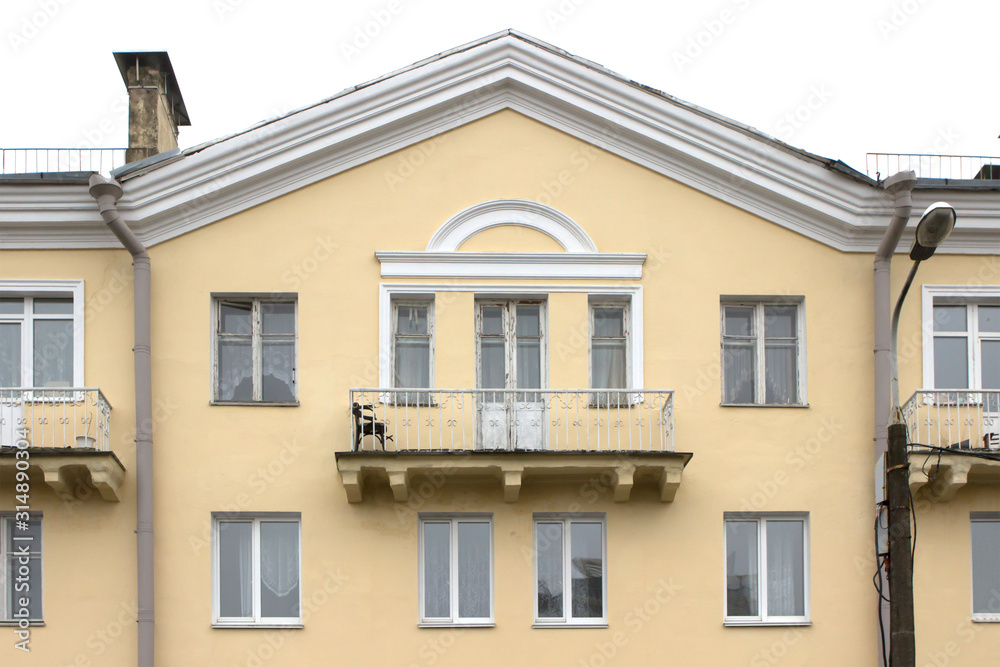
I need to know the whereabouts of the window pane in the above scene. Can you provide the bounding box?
[764,306,796,338]
[766,521,805,617]
[480,339,505,390]
[972,520,1000,614]
[593,308,624,337]
[218,522,252,618]
[982,341,1000,391]
[481,307,502,336]
[764,342,797,404]
[570,522,603,618]
[516,339,541,390]
[592,340,626,389]
[423,522,450,618]
[726,521,759,616]
[536,523,563,618]
[934,337,969,388]
[218,339,253,401]
[396,305,428,335]
[220,303,252,335]
[723,342,755,403]
[262,340,295,402]
[457,522,490,619]
[980,306,1000,333]
[516,305,540,337]
[32,298,72,315]
[395,338,430,388]
[724,307,754,336]
[0,298,23,314]
[5,518,42,548]
[260,522,300,618]
[0,323,20,387]
[934,305,967,332]
[6,555,42,620]
[33,319,73,387]
[261,303,295,334]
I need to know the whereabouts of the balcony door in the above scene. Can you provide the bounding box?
[476,301,546,450]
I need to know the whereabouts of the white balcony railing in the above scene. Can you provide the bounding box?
[0,388,112,451]
[902,390,1000,451]
[350,388,674,453]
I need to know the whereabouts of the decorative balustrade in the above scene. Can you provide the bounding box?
[350,388,674,453]
[0,388,112,451]
[1,148,127,176]
[902,390,1000,452]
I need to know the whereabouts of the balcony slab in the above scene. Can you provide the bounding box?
[335,450,692,504]
[908,450,1000,502]
[0,448,126,502]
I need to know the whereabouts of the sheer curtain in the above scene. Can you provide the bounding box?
[423,522,450,618]
[536,523,564,618]
[726,521,759,616]
[260,522,300,617]
[219,522,252,618]
[765,521,805,616]
[457,521,490,618]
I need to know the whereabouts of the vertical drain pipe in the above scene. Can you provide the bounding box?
[88,174,154,667]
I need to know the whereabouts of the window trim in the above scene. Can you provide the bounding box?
[391,298,435,404]
[532,513,608,628]
[723,512,811,626]
[211,512,303,628]
[0,513,43,625]
[720,297,807,407]
[921,286,1000,389]
[418,513,494,627]
[210,294,298,406]
[0,280,84,387]
[971,512,1000,622]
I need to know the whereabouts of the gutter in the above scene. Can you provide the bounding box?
[88,174,154,667]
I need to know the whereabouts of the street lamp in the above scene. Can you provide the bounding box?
[884,201,956,667]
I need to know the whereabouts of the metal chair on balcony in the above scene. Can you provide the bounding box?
[352,402,393,451]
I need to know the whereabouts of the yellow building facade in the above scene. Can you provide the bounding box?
[1,32,998,666]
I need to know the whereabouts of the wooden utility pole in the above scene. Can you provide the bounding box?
[887,421,915,666]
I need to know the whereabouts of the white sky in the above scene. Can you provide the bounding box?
[2,0,997,178]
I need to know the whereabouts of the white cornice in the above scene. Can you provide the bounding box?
[1,34,998,253]
[375,251,646,279]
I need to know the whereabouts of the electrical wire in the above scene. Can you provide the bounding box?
[911,443,1000,462]
[874,503,889,667]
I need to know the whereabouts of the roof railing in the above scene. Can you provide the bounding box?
[867,153,1000,181]
[1,148,127,177]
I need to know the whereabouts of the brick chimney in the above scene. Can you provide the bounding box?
[113,52,191,164]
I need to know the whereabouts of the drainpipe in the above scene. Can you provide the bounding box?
[88,174,154,667]
[874,170,917,461]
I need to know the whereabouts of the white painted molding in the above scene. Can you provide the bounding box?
[427,199,598,252]
[378,283,643,390]
[375,252,646,279]
[920,284,1000,388]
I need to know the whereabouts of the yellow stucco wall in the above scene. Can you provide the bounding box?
[2,110,997,666]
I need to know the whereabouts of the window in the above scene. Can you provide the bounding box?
[721,299,805,405]
[212,514,301,627]
[724,514,809,625]
[972,513,1000,621]
[0,281,84,389]
[590,303,629,390]
[392,300,433,404]
[419,515,493,625]
[534,515,606,626]
[930,303,999,392]
[1,515,42,623]
[212,296,297,404]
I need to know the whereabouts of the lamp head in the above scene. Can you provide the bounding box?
[909,202,956,261]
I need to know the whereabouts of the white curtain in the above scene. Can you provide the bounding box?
[536,523,564,618]
[423,522,451,618]
[766,521,805,616]
[219,522,252,618]
[723,344,755,404]
[260,522,299,617]
[726,521,759,616]
[764,342,797,404]
[457,522,490,618]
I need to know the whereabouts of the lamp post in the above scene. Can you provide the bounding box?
[885,202,956,667]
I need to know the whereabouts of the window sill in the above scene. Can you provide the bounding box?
[532,622,609,629]
[212,622,304,629]
[720,403,810,409]
[418,622,495,628]
[972,616,1000,623]
[0,620,44,626]
[724,620,812,627]
[210,401,300,407]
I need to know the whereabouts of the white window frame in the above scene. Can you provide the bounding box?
[0,513,43,624]
[589,300,630,390]
[211,513,302,628]
[720,297,807,406]
[532,514,607,627]
[723,513,810,626]
[0,280,84,388]
[921,286,1000,390]
[971,512,1000,622]
[418,514,494,627]
[391,298,434,404]
[211,294,298,405]
[378,284,644,391]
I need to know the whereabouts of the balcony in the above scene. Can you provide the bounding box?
[903,390,1000,501]
[0,388,125,502]
[335,389,691,504]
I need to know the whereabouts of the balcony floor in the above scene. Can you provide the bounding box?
[0,447,126,502]
[336,449,692,503]
[908,448,1000,502]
